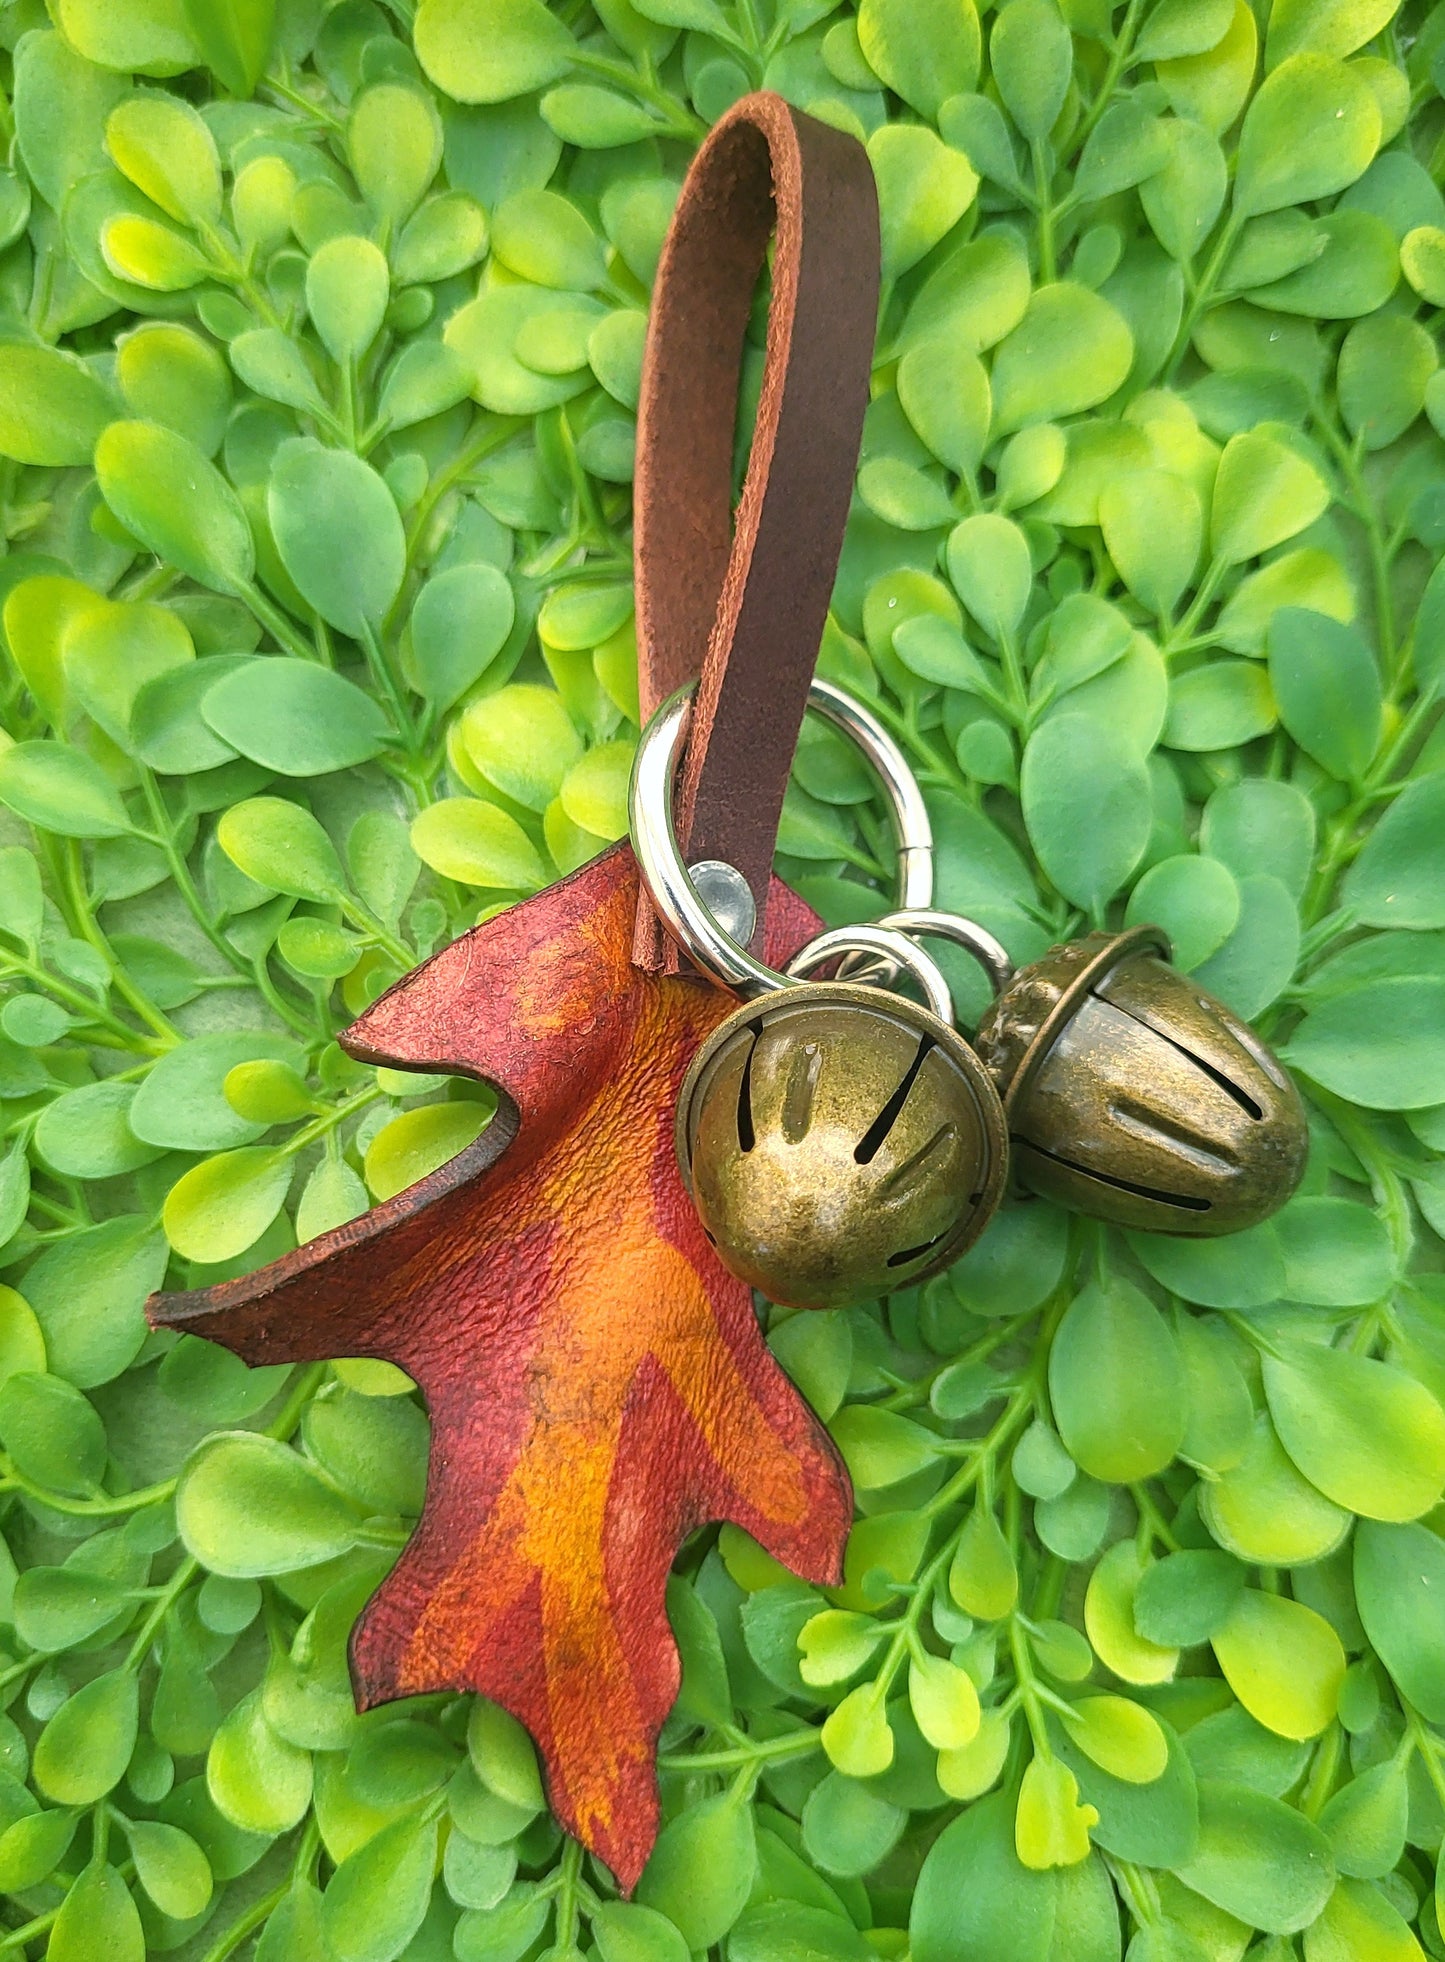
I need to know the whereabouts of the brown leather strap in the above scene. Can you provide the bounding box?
[631,91,879,970]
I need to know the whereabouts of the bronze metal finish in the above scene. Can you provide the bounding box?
[677,982,1008,1308]
[974,927,1308,1236]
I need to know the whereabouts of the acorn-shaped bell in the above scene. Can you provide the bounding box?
[973,927,1307,1236]
[677,983,1008,1310]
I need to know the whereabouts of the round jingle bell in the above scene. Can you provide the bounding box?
[677,982,1007,1310]
[973,925,1308,1236]
[631,677,1010,1308]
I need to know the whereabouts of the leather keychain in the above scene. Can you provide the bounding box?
[632,90,878,971]
[146,94,882,1892]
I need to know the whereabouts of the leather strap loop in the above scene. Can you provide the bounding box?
[631,91,879,970]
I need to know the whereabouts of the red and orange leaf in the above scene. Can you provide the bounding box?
[148,845,851,1889]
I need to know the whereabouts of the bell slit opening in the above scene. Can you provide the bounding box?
[1015,1136,1212,1213]
[736,1022,761,1153]
[1098,993,1265,1120]
[855,1035,934,1166]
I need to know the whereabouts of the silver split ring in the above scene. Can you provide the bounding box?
[629,676,936,1002]
[785,924,955,1024]
[874,908,1015,1000]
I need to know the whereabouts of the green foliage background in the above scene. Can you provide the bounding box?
[0,0,1444,1955]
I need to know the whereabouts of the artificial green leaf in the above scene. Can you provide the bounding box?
[1354,1521,1445,1721]
[1200,1413,1351,1565]
[0,742,131,838]
[991,0,1073,141]
[363,1101,492,1201]
[1021,713,1151,915]
[1211,1589,1345,1740]
[177,1432,366,1576]
[415,0,577,101]
[410,798,547,890]
[183,0,274,94]
[1285,977,1445,1108]
[1049,1278,1186,1482]
[1264,1339,1445,1522]
[95,421,255,595]
[991,284,1134,434]
[34,1670,139,1804]
[1209,430,1331,565]
[217,796,344,899]
[868,124,978,281]
[857,0,980,114]
[48,1862,144,1962]
[462,684,582,809]
[1084,1543,1178,1686]
[1342,776,1445,928]
[107,94,221,226]
[1126,855,1240,971]
[912,1793,1055,1962]
[1099,470,1201,619]
[409,564,515,709]
[0,345,116,466]
[1174,1782,1335,1933]
[636,1792,757,1950]
[1233,54,1381,217]
[269,446,406,637]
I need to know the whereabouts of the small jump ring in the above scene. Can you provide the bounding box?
[784,924,955,1025]
[629,677,935,1000]
[874,909,1015,1000]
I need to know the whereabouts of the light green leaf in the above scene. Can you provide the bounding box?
[95,421,255,595]
[363,1102,493,1201]
[415,0,577,102]
[269,445,405,636]
[1266,0,1401,65]
[1126,854,1240,971]
[1099,470,1201,618]
[1021,713,1151,914]
[1049,1278,1186,1482]
[306,235,391,367]
[216,796,344,900]
[48,1862,144,1962]
[106,94,220,226]
[857,0,981,115]
[868,124,978,281]
[1233,54,1381,217]
[163,1148,293,1263]
[990,283,1134,435]
[1285,976,1445,1108]
[1163,659,1277,750]
[177,1431,366,1577]
[1354,1521,1445,1722]
[991,0,1073,141]
[0,742,131,838]
[182,0,274,94]
[204,661,391,774]
[0,345,116,466]
[1175,1782,1335,1933]
[1209,429,1332,565]
[636,1792,757,1950]
[1342,776,1445,929]
[1263,1339,1445,1521]
[410,798,547,891]
[947,514,1031,642]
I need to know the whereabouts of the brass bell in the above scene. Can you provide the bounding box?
[973,926,1308,1237]
[677,981,1008,1310]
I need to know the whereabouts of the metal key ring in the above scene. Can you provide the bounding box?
[630,677,935,1001]
[785,924,955,1023]
[874,908,1015,1000]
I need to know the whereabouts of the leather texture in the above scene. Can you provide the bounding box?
[632,90,879,969]
[148,847,847,1890]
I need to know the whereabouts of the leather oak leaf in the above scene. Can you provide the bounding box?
[148,844,851,1889]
